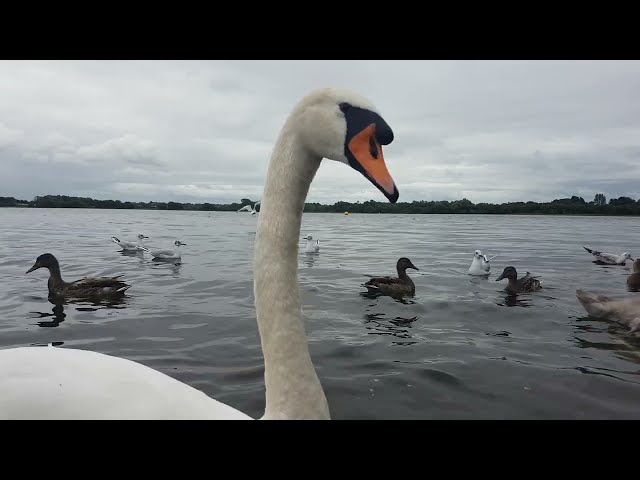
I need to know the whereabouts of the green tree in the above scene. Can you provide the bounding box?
[593,193,607,205]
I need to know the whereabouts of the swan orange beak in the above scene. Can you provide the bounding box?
[347,123,399,203]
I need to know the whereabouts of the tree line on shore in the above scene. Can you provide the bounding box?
[1,193,639,215]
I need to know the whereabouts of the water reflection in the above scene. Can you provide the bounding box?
[148,259,182,276]
[363,312,418,340]
[29,301,66,328]
[496,292,533,308]
[28,295,129,328]
[303,253,318,268]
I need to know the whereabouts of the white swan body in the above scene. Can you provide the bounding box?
[304,234,320,253]
[467,249,495,276]
[139,240,185,260]
[111,234,148,251]
[0,346,252,419]
[583,246,633,265]
[0,87,399,420]
[575,289,640,333]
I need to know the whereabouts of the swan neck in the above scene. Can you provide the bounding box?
[253,121,329,420]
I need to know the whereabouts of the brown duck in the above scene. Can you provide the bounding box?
[26,253,131,300]
[495,266,542,294]
[627,259,640,292]
[362,257,419,297]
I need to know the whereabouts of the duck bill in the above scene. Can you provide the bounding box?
[26,264,39,274]
[347,123,399,203]
[495,273,505,281]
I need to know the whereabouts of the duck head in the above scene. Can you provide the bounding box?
[174,240,186,246]
[623,252,634,261]
[397,257,419,271]
[495,266,517,282]
[137,234,149,240]
[633,258,640,273]
[26,253,59,274]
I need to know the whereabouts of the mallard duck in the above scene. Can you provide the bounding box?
[576,288,640,333]
[303,234,320,253]
[467,249,496,276]
[26,253,131,299]
[362,257,419,297]
[583,246,633,265]
[111,234,149,251]
[627,259,640,292]
[495,266,542,294]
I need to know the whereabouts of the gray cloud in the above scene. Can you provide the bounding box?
[1,60,639,204]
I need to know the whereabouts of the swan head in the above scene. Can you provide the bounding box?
[496,266,517,282]
[174,240,186,246]
[473,249,483,259]
[397,257,419,271]
[293,88,398,203]
[26,253,59,274]
[623,252,634,261]
[303,234,313,241]
[137,234,149,240]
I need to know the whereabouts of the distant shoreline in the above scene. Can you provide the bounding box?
[3,208,639,217]
[2,194,640,216]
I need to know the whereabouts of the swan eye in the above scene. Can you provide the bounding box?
[339,102,351,114]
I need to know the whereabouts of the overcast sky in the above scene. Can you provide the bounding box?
[1,60,639,205]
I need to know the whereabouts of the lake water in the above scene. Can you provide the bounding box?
[1,208,639,419]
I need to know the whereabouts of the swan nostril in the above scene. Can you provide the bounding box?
[369,136,378,159]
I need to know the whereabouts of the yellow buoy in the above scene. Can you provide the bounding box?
[344,211,349,216]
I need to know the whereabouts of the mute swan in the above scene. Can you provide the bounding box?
[303,234,320,253]
[495,266,542,293]
[627,259,640,292]
[139,240,185,260]
[583,246,633,265]
[111,234,148,251]
[467,249,496,276]
[362,257,419,297]
[25,253,131,299]
[0,87,399,420]
[576,288,640,333]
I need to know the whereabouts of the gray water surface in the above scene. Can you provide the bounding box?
[1,208,639,419]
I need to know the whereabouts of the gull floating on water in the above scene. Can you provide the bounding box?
[467,249,496,276]
[303,234,320,253]
[138,240,186,260]
[583,246,633,265]
[111,234,148,251]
